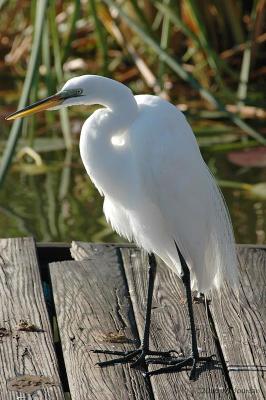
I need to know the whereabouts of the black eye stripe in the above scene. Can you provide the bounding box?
[59,89,83,99]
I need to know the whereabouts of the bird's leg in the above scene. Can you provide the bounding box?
[92,254,174,368]
[130,253,176,367]
[144,242,214,380]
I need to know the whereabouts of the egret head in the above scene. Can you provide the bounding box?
[5,76,88,121]
[6,75,136,121]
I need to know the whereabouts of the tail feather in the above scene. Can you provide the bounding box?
[206,169,239,292]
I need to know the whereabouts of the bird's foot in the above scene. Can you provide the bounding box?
[144,353,215,380]
[92,347,178,369]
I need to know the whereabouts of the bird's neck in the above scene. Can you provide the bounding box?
[79,77,138,200]
[84,76,138,125]
[81,76,139,153]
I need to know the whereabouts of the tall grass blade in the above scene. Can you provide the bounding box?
[0,0,7,10]
[129,0,154,35]
[27,175,51,240]
[42,18,56,128]
[237,48,251,106]
[62,0,81,64]
[59,149,72,201]
[158,0,171,87]
[184,0,222,84]
[218,0,245,44]
[46,172,59,239]
[218,180,252,190]
[89,0,109,75]
[50,1,72,149]
[42,19,53,95]
[58,149,73,238]
[237,2,257,107]
[0,0,48,186]
[210,141,259,153]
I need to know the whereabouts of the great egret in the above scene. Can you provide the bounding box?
[6,75,238,379]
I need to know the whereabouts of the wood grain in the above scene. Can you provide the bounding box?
[50,244,153,400]
[210,247,266,399]
[72,242,230,399]
[0,237,64,399]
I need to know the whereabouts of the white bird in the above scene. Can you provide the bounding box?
[6,75,238,379]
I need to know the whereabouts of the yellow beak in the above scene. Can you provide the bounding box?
[5,93,63,121]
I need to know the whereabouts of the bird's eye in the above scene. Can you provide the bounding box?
[76,89,83,95]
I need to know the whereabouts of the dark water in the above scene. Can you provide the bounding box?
[0,115,265,245]
[205,151,266,244]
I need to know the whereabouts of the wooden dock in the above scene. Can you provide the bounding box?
[0,237,265,399]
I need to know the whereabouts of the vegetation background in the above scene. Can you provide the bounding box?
[0,0,265,244]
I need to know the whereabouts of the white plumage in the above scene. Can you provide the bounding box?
[67,75,238,293]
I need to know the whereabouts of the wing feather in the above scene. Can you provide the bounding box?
[131,98,238,292]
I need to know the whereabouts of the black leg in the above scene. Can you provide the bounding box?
[93,253,174,368]
[144,242,214,380]
[141,253,157,351]
[178,245,199,361]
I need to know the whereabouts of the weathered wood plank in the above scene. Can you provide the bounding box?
[0,237,64,399]
[210,247,266,399]
[50,245,153,400]
[72,242,230,399]
[70,241,135,261]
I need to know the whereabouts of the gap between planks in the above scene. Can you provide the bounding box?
[210,246,266,399]
[49,245,153,400]
[0,237,64,400]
